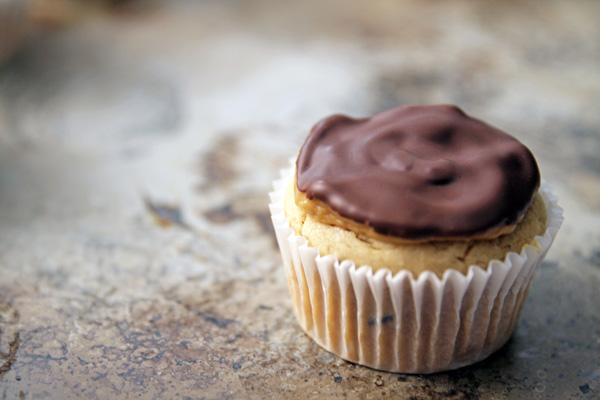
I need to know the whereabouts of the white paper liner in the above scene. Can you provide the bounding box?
[269,166,564,373]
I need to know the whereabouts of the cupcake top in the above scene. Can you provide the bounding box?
[296,105,540,241]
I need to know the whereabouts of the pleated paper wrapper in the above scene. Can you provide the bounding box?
[269,167,563,373]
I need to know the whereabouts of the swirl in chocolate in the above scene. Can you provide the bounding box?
[296,105,540,240]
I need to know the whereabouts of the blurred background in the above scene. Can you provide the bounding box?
[1,0,597,253]
[0,0,599,398]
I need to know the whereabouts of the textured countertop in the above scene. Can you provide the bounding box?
[0,1,599,399]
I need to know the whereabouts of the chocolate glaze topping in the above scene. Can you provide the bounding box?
[296,105,540,239]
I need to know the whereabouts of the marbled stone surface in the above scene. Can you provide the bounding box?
[0,0,599,398]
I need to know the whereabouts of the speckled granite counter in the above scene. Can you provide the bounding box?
[0,1,599,399]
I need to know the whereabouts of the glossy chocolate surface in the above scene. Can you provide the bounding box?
[296,105,540,239]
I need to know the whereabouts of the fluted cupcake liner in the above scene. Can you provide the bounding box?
[269,167,563,373]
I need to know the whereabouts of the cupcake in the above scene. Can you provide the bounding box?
[269,105,563,373]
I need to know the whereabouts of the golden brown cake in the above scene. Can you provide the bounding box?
[285,177,547,278]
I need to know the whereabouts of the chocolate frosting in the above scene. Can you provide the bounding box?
[296,105,540,240]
